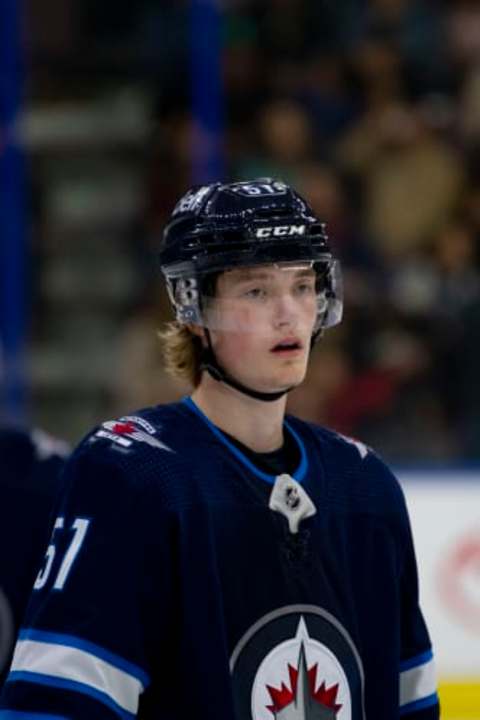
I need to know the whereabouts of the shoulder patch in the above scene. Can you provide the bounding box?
[336,432,369,460]
[91,417,173,453]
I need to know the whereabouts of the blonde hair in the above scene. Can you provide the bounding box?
[159,321,204,387]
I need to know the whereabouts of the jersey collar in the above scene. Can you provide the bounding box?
[182,396,308,485]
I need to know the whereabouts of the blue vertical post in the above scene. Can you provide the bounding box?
[0,0,27,422]
[190,0,224,184]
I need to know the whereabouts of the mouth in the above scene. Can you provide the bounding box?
[270,338,304,356]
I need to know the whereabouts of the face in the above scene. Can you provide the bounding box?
[204,264,318,394]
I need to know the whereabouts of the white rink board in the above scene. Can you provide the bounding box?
[398,471,480,677]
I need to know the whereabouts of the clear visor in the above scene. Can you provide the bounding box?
[168,260,343,334]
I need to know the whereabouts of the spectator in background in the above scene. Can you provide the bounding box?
[389,219,480,319]
[295,162,378,271]
[448,0,480,70]
[462,179,480,238]
[349,37,405,108]
[338,99,464,262]
[294,53,359,145]
[458,64,480,146]
[235,99,314,184]
[432,220,480,315]
[326,313,456,462]
[223,12,267,129]
[353,0,450,95]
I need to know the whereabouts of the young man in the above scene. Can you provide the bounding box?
[0,180,439,719]
[0,426,69,689]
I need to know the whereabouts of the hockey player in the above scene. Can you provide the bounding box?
[0,426,69,688]
[0,179,440,719]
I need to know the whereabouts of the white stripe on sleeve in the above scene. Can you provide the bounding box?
[399,655,437,708]
[10,639,145,715]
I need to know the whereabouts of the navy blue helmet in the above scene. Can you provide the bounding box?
[159,179,343,331]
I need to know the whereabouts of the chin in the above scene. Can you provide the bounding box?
[273,368,307,390]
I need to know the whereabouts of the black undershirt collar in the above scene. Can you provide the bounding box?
[222,427,300,477]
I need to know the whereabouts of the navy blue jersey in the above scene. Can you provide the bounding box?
[0,428,69,687]
[0,400,439,719]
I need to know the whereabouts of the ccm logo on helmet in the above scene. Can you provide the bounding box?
[255,225,306,239]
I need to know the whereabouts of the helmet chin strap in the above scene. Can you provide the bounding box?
[200,329,294,403]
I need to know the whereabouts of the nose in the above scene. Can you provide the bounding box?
[272,293,298,329]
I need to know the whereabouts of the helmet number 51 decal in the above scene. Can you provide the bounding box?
[231,181,287,197]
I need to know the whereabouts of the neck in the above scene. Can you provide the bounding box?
[191,373,287,452]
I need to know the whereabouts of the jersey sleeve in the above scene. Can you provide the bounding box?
[0,442,176,720]
[383,464,440,719]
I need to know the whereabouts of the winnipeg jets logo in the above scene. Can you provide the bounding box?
[253,618,349,720]
[231,607,365,720]
[266,641,342,719]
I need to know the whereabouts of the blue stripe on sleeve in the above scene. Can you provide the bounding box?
[399,648,433,672]
[399,692,439,716]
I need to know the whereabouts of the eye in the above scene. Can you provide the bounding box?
[244,287,267,300]
[294,280,315,295]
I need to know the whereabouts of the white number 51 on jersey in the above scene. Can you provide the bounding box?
[34,517,90,591]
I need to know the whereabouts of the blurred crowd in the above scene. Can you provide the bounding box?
[129,0,479,463]
[25,0,480,462]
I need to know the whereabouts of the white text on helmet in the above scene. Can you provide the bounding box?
[173,186,210,215]
[231,181,287,196]
[255,225,307,239]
